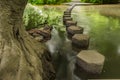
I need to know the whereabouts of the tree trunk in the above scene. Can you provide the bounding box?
[0,0,55,80]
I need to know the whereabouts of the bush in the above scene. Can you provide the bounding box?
[28,0,71,5]
[23,4,63,30]
[23,4,47,30]
[28,0,43,4]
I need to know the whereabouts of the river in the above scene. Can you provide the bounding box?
[46,4,120,80]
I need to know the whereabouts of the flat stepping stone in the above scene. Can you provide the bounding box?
[76,50,105,74]
[65,20,77,27]
[64,12,71,15]
[64,10,71,15]
[63,16,72,20]
[63,14,71,18]
[72,34,90,49]
[67,26,83,36]
[63,17,73,25]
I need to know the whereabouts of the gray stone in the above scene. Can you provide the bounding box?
[76,50,105,74]
[63,17,73,25]
[64,10,71,15]
[67,26,83,36]
[63,15,71,18]
[64,12,71,15]
[65,20,77,27]
[63,16,72,20]
[72,34,90,49]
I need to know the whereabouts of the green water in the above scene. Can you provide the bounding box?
[45,5,120,80]
[72,5,120,79]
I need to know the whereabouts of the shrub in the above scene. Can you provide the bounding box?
[28,0,71,5]
[28,0,44,4]
[23,4,63,30]
[23,4,47,30]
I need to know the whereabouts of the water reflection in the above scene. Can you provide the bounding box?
[73,5,120,79]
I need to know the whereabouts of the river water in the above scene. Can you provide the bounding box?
[46,4,120,80]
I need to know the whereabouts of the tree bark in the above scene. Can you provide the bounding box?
[0,0,55,80]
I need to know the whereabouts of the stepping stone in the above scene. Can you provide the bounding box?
[63,17,73,25]
[64,10,70,14]
[63,14,71,18]
[76,50,105,74]
[72,34,90,49]
[65,20,77,27]
[67,26,83,36]
[64,10,71,15]
[64,12,71,15]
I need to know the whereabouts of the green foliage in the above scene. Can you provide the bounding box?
[28,0,71,5]
[28,0,43,4]
[23,4,63,30]
[81,0,119,4]
[23,4,46,30]
[102,0,119,4]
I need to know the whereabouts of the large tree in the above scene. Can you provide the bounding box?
[0,0,55,80]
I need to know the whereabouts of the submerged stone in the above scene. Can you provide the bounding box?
[72,34,90,49]
[76,50,105,74]
[67,26,83,38]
